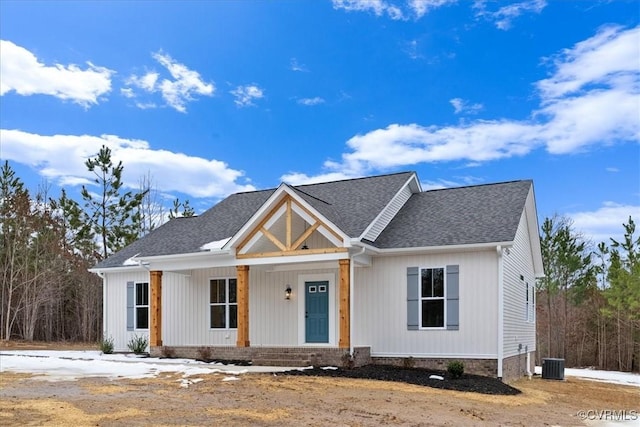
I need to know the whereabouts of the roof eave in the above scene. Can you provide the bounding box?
[370,241,514,256]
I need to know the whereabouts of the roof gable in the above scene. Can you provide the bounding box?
[228,183,349,258]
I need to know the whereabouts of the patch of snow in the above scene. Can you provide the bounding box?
[429,374,444,381]
[200,237,231,251]
[122,254,141,266]
[534,366,639,388]
[222,376,240,382]
[0,350,293,381]
[321,366,338,370]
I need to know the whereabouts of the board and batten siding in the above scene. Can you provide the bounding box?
[502,190,537,358]
[106,266,341,349]
[353,251,498,358]
[103,270,150,352]
[363,185,413,242]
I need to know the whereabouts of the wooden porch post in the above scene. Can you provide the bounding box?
[236,265,250,347]
[339,259,350,349]
[150,270,163,347]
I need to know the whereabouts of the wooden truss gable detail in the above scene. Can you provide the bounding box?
[236,195,347,259]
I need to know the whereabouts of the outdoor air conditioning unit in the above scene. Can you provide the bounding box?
[542,358,565,380]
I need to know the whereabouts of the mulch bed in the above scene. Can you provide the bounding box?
[280,364,522,395]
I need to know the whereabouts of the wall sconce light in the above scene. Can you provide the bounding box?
[285,285,292,300]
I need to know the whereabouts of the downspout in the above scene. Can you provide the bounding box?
[497,245,504,379]
[350,246,366,357]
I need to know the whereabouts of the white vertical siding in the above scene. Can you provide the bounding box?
[354,251,498,358]
[106,266,342,348]
[502,191,537,358]
[363,185,412,242]
[242,268,338,346]
[103,270,150,352]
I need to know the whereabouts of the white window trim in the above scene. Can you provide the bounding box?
[526,281,535,323]
[134,282,149,331]
[419,266,447,330]
[209,277,238,330]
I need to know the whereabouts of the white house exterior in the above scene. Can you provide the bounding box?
[91,172,543,381]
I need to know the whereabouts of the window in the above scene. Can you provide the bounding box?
[523,277,535,323]
[135,282,149,329]
[420,267,445,328]
[210,278,237,329]
[526,281,535,323]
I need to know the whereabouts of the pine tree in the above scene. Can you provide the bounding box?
[80,145,147,259]
[605,217,640,371]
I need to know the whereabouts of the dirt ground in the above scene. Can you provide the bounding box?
[0,342,638,426]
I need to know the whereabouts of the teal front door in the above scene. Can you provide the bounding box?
[305,281,329,343]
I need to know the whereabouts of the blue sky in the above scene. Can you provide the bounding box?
[1,0,638,245]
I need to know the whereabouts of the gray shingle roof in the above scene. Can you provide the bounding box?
[371,180,532,248]
[94,172,413,268]
[290,172,414,236]
[94,173,532,269]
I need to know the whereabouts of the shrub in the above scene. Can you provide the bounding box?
[127,334,149,355]
[447,360,464,379]
[160,346,176,358]
[196,346,212,361]
[99,336,114,354]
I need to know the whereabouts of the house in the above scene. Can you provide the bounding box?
[90,171,543,381]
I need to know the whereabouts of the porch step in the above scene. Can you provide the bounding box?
[252,350,322,367]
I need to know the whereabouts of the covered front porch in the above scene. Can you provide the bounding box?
[143,257,370,366]
[121,185,375,366]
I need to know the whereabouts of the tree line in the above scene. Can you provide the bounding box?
[0,146,193,342]
[1,148,638,372]
[537,216,639,372]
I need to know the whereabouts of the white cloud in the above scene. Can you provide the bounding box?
[569,202,640,245]
[409,0,457,19]
[285,25,639,182]
[420,176,482,191]
[333,0,541,25]
[281,171,355,186]
[605,167,619,173]
[290,58,309,72]
[332,0,411,19]
[0,129,255,199]
[127,71,159,92]
[230,84,264,107]
[332,0,389,17]
[474,0,546,30]
[123,52,214,113]
[297,97,325,106]
[450,98,483,114]
[120,88,135,99]
[0,40,113,107]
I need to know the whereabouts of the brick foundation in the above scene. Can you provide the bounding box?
[150,345,532,382]
[372,356,498,378]
[502,351,535,382]
[150,346,371,368]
